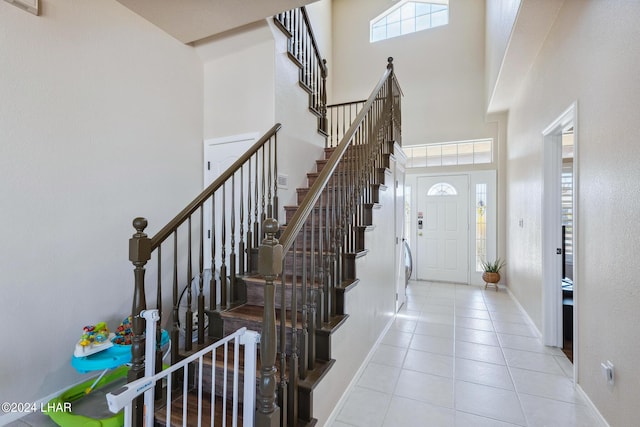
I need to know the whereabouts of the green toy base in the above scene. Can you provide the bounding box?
[44,365,128,427]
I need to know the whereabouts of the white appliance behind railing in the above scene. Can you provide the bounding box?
[106,309,259,427]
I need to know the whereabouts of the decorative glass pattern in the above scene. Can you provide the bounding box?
[475,183,487,271]
[427,182,457,196]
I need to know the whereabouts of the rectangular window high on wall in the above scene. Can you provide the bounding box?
[370,1,449,43]
[475,183,487,272]
[405,139,493,168]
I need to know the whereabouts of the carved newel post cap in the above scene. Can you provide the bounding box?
[387,57,394,69]
[263,218,279,236]
[130,217,151,263]
[132,217,148,234]
[259,218,283,277]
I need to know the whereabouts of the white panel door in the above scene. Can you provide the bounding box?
[416,175,469,283]
[203,133,258,270]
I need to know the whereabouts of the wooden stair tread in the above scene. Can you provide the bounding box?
[220,304,302,329]
[299,359,335,391]
[242,275,326,288]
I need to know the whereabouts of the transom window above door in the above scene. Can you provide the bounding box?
[370,0,449,43]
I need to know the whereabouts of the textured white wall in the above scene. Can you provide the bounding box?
[0,0,203,410]
[305,0,334,101]
[195,22,276,140]
[505,1,640,425]
[332,0,496,146]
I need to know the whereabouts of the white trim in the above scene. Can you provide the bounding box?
[542,127,563,347]
[541,102,578,381]
[506,286,542,338]
[575,384,611,427]
[0,376,97,424]
[571,103,580,383]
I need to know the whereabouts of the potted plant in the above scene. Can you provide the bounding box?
[481,258,506,291]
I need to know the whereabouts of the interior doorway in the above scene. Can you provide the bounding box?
[542,103,578,372]
[561,130,574,362]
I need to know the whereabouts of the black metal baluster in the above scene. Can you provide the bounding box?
[172,232,179,359]
[211,194,217,309]
[185,217,193,352]
[239,165,245,276]
[220,184,227,309]
[230,174,237,304]
[300,220,308,379]
[198,208,205,345]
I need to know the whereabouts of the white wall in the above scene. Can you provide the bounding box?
[0,0,203,410]
[332,0,496,146]
[505,1,640,425]
[305,0,334,101]
[195,22,276,140]
[194,19,325,222]
[315,164,398,427]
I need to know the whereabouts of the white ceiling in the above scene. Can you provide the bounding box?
[116,0,318,44]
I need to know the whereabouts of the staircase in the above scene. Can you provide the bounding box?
[122,7,402,427]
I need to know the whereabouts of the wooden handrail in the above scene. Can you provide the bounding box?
[149,123,282,250]
[280,59,395,253]
[326,99,367,109]
[300,7,328,77]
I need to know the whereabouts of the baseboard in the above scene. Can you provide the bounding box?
[505,286,542,338]
[322,315,395,427]
[575,384,610,427]
[0,375,92,424]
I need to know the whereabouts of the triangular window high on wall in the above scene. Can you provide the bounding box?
[370,0,449,43]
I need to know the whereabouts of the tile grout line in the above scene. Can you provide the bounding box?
[482,286,530,427]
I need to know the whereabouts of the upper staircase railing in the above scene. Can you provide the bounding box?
[255,58,402,426]
[326,100,366,148]
[126,124,281,425]
[274,7,329,135]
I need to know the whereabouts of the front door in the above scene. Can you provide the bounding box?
[416,175,469,283]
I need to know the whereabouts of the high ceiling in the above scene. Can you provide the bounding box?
[116,0,318,44]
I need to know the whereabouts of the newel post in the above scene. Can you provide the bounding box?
[128,217,150,427]
[256,218,282,427]
[386,57,395,143]
[320,59,328,135]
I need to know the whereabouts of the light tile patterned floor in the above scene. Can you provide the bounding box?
[7,281,604,427]
[330,280,604,427]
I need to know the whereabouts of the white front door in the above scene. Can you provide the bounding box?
[416,175,469,283]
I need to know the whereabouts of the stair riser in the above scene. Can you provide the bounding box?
[284,252,335,279]
[285,205,375,226]
[222,316,302,355]
[289,228,341,252]
[244,278,303,309]
[195,361,250,403]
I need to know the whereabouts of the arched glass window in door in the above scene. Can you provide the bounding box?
[427,182,457,196]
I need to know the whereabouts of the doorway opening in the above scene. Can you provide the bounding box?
[561,129,574,362]
[542,102,578,374]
